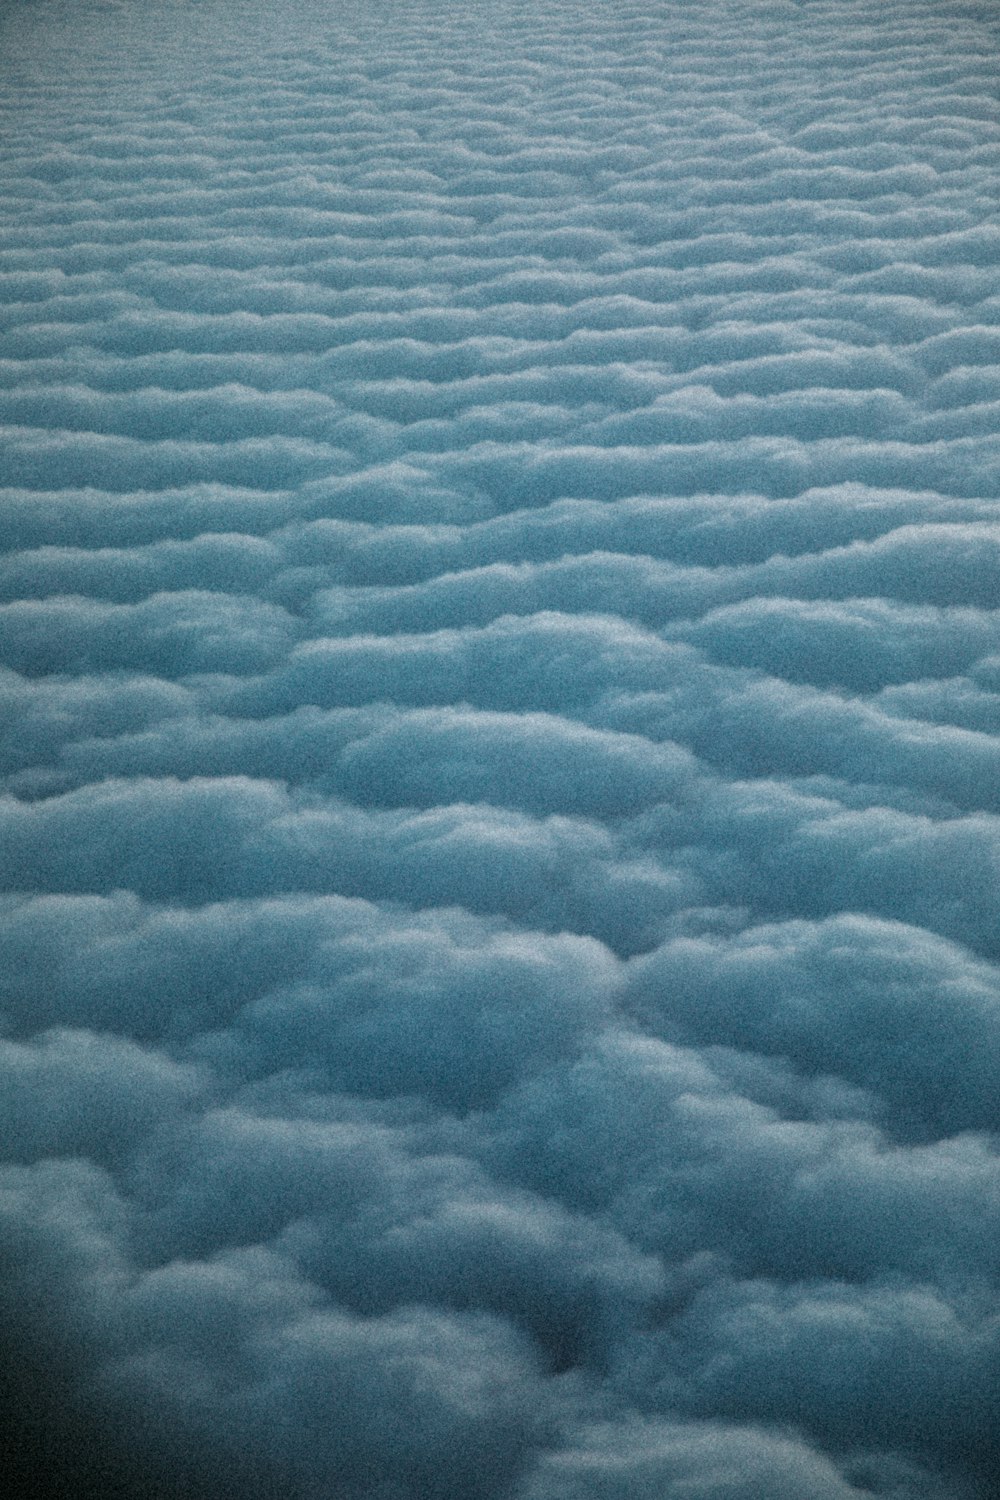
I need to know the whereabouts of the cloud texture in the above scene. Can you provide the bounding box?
[2,0,1000,1495]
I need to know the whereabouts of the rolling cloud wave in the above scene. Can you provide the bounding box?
[2,1,999,1495]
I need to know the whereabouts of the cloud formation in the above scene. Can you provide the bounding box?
[2,0,1000,1496]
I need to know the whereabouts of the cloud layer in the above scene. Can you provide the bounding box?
[2,0,1000,1495]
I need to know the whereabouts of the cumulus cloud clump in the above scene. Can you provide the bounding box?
[2,0,1000,1495]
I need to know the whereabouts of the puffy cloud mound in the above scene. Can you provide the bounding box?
[2,0,1000,1496]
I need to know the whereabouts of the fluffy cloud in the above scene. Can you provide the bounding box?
[2,0,1000,1495]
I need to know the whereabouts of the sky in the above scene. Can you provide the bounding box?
[1,0,1000,1495]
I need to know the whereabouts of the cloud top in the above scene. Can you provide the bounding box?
[2,0,1000,1496]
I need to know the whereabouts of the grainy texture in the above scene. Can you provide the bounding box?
[1,2,999,1495]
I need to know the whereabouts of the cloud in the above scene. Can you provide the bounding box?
[0,590,297,676]
[625,913,1000,1137]
[2,0,1000,1495]
[519,1418,901,1500]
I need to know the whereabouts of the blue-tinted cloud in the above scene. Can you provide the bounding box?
[2,0,1000,1496]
